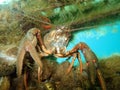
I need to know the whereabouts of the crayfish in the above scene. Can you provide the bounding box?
[16,26,106,90]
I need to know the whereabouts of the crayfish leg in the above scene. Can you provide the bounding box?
[23,70,28,90]
[66,53,77,74]
[77,52,83,73]
[27,42,43,82]
[96,69,107,90]
[16,47,26,77]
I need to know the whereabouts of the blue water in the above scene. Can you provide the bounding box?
[56,21,120,65]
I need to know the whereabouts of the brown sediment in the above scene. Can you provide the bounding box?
[0,53,120,90]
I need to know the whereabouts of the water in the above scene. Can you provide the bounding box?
[57,20,120,65]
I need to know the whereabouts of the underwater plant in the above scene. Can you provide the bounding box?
[0,0,120,90]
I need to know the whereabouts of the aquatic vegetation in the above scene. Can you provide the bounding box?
[99,55,120,90]
[0,8,23,45]
[0,0,120,90]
